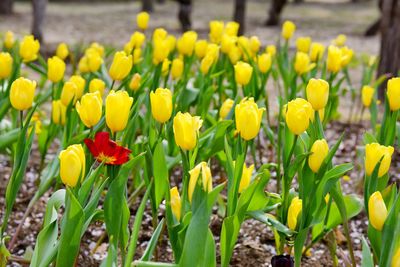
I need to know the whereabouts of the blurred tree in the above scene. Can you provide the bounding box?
[32,0,47,42]
[142,0,154,12]
[233,0,247,35]
[0,0,13,14]
[378,0,399,97]
[177,0,192,32]
[265,0,287,26]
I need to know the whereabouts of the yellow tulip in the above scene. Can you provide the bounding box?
[235,98,265,140]
[106,90,133,133]
[76,91,103,128]
[133,48,142,65]
[136,11,150,30]
[170,187,181,221]
[4,31,14,49]
[166,35,176,52]
[56,43,69,60]
[306,78,329,110]
[19,35,40,62]
[177,31,197,56]
[308,139,329,173]
[153,38,169,65]
[129,31,146,50]
[294,52,315,75]
[129,73,141,91]
[52,100,67,125]
[200,55,214,75]
[249,36,261,54]
[228,46,241,64]
[10,77,36,111]
[296,37,311,53]
[221,35,236,54]
[327,45,342,73]
[288,197,302,230]
[225,21,240,37]
[361,85,374,108]
[188,162,213,202]
[281,20,296,40]
[171,58,184,80]
[89,78,106,96]
[209,20,224,44]
[78,56,89,73]
[333,34,346,47]
[258,53,272,73]
[237,36,250,59]
[239,163,254,193]
[89,42,105,57]
[153,28,168,42]
[219,98,234,119]
[285,98,313,135]
[173,112,203,151]
[266,45,276,57]
[387,77,400,111]
[150,88,173,123]
[195,40,208,59]
[109,51,133,81]
[391,247,400,267]
[365,143,394,177]
[69,75,86,100]
[85,48,103,72]
[59,144,85,187]
[161,59,170,76]
[61,81,78,106]
[206,44,219,61]
[310,42,325,62]
[234,61,253,86]
[30,112,42,135]
[47,56,66,83]
[368,191,388,231]
[340,46,353,67]
[0,52,13,79]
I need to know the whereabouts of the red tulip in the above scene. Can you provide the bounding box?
[84,132,131,165]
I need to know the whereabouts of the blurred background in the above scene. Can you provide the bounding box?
[0,0,398,81]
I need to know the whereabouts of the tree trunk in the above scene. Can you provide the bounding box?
[377,0,400,98]
[0,0,13,15]
[265,0,287,26]
[32,0,47,43]
[178,0,192,32]
[142,0,154,12]
[233,0,246,35]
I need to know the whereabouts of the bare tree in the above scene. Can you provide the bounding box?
[266,0,287,26]
[0,0,13,15]
[142,0,154,12]
[377,0,400,97]
[32,0,47,43]
[233,0,247,35]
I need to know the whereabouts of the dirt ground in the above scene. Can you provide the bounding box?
[0,0,390,266]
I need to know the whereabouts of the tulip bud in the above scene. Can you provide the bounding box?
[296,37,311,53]
[234,61,253,86]
[188,162,213,202]
[228,46,241,64]
[76,91,103,128]
[56,43,69,60]
[153,28,168,42]
[171,58,184,80]
[166,35,176,52]
[150,88,173,123]
[209,20,224,44]
[78,56,89,73]
[59,144,85,187]
[0,52,13,79]
[258,53,272,73]
[170,187,181,221]
[173,112,203,151]
[47,56,66,83]
[285,98,313,135]
[361,85,374,108]
[239,163,254,193]
[249,36,261,54]
[153,38,169,65]
[109,51,133,81]
[195,40,208,59]
[237,36,250,59]
[90,42,105,57]
[310,42,325,62]
[161,59,170,76]
[225,21,240,37]
[306,78,329,110]
[220,35,236,54]
[129,73,141,91]
[200,55,214,75]
[105,90,133,133]
[368,191,388,231]
[235,98,265,141]
[294,52,315,75]
[206,44,219,61]
[61,81,78,106]
[391,247,400,267]
[177,31,198,56]
[327,45,342,73]
[130,31,146,50]
[219,98,234,119]
[308,139,329,173]
[281,20,296,40]
[333,34,346,47]
[266,45,276,57]
[19,35,40,62]
[10,77,36,111]
[85,48,103,72]
[387,77,400,111]
[288,197,302,230]
[365,143,394,177]
[4,31,14,49]
[89,78,106,96]
[136,11,150,30]
[52,100,67,125]
[340,46,353,67]
[69,75,86,100]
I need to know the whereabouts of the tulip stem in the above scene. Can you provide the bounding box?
[110,80,115,91]
[19,111,23,130]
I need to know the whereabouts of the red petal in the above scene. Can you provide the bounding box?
[84,138,99,157]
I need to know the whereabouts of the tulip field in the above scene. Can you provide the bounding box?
[0,9,400,267]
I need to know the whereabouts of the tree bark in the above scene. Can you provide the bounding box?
[377,0,400,98]
[233,0,246,35]
[142,0,154,12]
[178,0,192,32]
[265,0,287,26]
[32,0,47,43]
[0,0,13,15]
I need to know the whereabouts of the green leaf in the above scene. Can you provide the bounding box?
[220,215,240,267]
[133,261,177,267]
[140,219,165,261]
[248,211,294,236]
[0,128,19,150]
[361,236,374,267]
